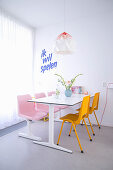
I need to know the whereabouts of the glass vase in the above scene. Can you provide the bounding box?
[65,89,72,97]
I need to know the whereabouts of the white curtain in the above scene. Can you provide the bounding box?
[0,9,34,129]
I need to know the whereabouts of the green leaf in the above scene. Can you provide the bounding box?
[54,73,83,90]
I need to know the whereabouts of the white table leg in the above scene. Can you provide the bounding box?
[49,104,54,144]
[33,104,72,153]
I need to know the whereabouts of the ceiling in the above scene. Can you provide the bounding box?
[0,0,111,29]
[0,0,68,28]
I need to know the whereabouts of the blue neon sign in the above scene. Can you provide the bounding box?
[41,49,57,73]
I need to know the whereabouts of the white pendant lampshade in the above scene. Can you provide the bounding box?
[53,32,75,54]
[52,0,75,55]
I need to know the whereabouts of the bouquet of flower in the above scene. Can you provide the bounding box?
[55,73,82,90]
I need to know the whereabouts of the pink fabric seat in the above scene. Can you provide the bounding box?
[48,91,68,110]
[35,92,60,113]
[17,94,47,121]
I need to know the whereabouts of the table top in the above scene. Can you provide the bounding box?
[28,94,93,106]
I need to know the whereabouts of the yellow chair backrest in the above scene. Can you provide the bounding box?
[78,95,90,123]
[91,92,100,113]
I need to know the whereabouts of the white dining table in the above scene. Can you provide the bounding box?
[28,94,90,153]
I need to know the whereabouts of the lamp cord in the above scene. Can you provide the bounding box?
[64,0,66,32]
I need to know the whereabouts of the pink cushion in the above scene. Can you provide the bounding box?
[19,112,47,121]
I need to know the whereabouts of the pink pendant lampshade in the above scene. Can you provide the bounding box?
[53,32,75,55]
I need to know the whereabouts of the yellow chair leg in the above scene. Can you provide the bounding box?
[69,124,73,136]
[83,119,92,141]
[72,123,83,153]
[43,113,49,122]
[57,121,65,145]
[94,111,100,129]
[81,119,84,125]
[87,116,95,136]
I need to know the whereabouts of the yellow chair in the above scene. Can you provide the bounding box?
[57,95,92,153]
[89,92,100,128]
[77,92,100,134]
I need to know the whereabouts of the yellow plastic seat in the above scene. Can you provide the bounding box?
[57,95,91,153]
[89,92,100,128]
[76,92,100,134]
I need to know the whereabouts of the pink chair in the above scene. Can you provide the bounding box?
[35,92,49,121]
[35,92,46,99]
[35,93,60,121]
[35,93,60,113]
[17,94,47,141]
[48,91,56,96]
[34,93,48,114]
[35,92,47,113]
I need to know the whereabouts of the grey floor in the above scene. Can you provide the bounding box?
[0,121,113,170]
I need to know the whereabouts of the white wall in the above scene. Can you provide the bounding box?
[34,0,113,127]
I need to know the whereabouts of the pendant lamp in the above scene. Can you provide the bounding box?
[53,0,75,54]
